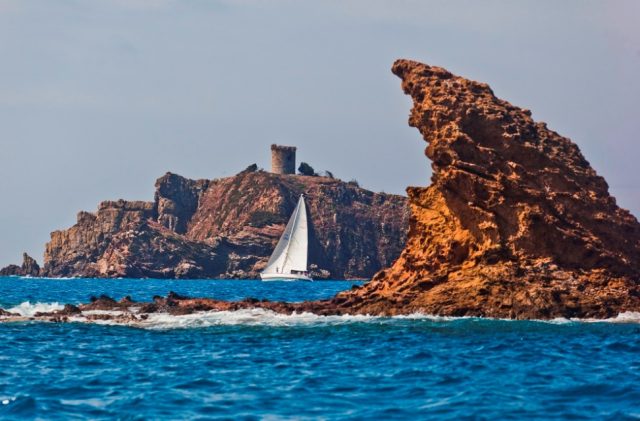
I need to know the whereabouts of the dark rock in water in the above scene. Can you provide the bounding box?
[42,170,409,279]
[167,291,189,300]
[0,265,21,277]
[0,308,18,317]
[0,253,41,277]
[82,295,121,311]
[119,296,135,304]
[324,59,640,319]
[60,304,82,315]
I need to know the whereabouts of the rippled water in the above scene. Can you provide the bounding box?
[1,277,640,420]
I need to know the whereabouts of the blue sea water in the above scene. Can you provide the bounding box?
[1,277,640,420]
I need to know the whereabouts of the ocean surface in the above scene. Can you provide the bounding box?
[1,277,639,420]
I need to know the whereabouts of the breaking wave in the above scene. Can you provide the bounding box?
[82,309,640,329]
[4,302,640,328]
[6,301,65,317]
[137,310,640,329]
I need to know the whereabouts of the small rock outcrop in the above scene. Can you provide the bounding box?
[327,59,640,319]
[0,253,41,277]
[42,171,408,279]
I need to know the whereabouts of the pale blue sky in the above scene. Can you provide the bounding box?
[0,0,638,266]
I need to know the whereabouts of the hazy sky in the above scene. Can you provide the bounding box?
[0,0,639,266]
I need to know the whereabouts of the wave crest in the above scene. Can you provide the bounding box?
[4,302,640,328]
[98,310,640,330]
[7,301,64,317]
[124,309,382,329]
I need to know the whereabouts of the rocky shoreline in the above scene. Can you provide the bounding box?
[2,58,639,321]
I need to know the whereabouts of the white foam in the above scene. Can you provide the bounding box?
[580,311,640,324]
[131,308,379,329]
[4,303,640,328]
[82,310,125,316]
[7,301,64,317]
[133,309,640,329]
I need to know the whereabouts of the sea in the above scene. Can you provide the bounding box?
[0,277,639,420]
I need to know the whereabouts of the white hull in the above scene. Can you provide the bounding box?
[260,272,313,282]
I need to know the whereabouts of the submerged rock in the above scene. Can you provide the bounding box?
[328,59,640,319]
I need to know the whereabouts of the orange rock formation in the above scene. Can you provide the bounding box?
[330,59,640,318]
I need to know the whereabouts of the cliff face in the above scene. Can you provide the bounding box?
[330,59,640,318]
[42,171,408,279]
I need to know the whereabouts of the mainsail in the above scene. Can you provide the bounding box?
[262,195,308,275]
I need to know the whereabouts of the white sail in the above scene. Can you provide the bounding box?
[282,196,308,272]
[261,195,310,280]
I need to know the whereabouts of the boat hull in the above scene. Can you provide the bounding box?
[260,272,313,282]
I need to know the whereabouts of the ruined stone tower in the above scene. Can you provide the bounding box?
[270,144,296,175]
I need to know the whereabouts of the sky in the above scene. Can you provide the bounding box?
[0,0,639,266]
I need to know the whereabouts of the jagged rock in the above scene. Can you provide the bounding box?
[59,304,82,315]
[327,59,640,319]
[42,170,408,279]
[21,253,40,276]
[0,253,41,277]
[43,200,156,277]
[155,172,210,234]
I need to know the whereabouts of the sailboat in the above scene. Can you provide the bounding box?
[260,194,312,281]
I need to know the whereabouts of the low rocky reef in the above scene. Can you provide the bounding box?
[0,292,340,326]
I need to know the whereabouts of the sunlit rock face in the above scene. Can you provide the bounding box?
[330,59,640,319]
[42,171,408,280]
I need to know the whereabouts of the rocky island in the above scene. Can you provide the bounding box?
[2,59,640,322]
[1,145,408,280]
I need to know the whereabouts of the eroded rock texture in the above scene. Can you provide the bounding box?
[329,59,640,319]
[42,172,408,279]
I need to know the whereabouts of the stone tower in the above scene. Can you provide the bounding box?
[271,144,297,175]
